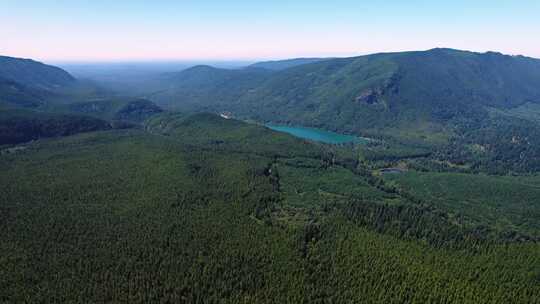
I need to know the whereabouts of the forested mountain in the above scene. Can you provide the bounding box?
[1,52,540,302]
[149,65,272,110]
[238,49,540,128]
[0,55,119,109]
[248,57,329,70]
[147,49,540,173]
[152,49,540,131]
[0,108,111,145]
[0,77,50,108]
[4,0,540,299]
[0,56,163,144]
[0,56,75,90]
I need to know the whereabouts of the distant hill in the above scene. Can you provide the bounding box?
[0,56,75,90]
[0,108,111,145]
[249,58,329,70]
[151,48,540,134]
[62,98,163,123]
[0,56,116,109]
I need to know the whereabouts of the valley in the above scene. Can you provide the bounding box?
[1,50,540,302]
[2,114,540,302]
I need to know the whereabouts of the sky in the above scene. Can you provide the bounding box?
[1,0,539,62]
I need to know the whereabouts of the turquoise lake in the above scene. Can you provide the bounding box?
[266,125,368,144]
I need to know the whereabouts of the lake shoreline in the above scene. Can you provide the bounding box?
[265,124,370,144]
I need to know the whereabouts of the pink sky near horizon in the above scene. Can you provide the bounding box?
[1,1,539,62]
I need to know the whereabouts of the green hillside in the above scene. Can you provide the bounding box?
[384,171,540,238]
[0,55,120,111]
[0,56,164,144]
[1,53,540,302]
[149,65,272,110]
[48,98,163,123]
[249,57,329,70]
[0,77,49,108]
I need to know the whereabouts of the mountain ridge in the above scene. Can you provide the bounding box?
[0,55,76,90]
[150,48,540,131]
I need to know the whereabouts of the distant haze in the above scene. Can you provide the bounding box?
[58,61,252,78]
[1,0,539,62]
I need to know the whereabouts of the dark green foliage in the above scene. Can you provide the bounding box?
[113,99,163,122]
[248,57,329,70]
[0,109,111,145]
[150,49,540,135]
[1,114,539,302]
[146,49,540,172]
[0,55,132,114]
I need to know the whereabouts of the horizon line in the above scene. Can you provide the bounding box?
[3,47,539,65]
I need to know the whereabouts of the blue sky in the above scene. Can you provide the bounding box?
[1,0,539,61]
